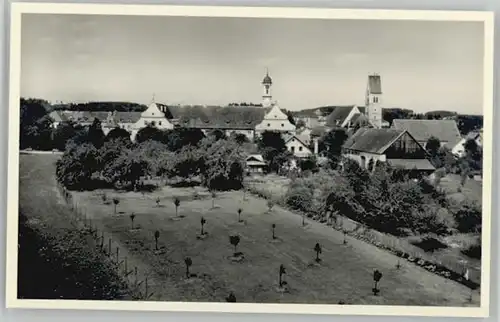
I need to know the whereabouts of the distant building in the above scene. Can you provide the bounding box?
[452,129,483,157]
[391,119,462,149]
[129,102,174,140]
[255,103,296,134]
[365,74,384,128]
[283,134,313,158]
[342,128,435,177]
[245,154,266,173]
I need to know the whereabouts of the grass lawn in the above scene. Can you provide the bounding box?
[20,154,479,306]
[438,174,483,205]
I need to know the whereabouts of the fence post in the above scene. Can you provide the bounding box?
[135,267,138,287]
[100,233,104,250]
[145,277,148,299]
[124,256,128,275]
[116,247,119,264]
[108,238,112,256]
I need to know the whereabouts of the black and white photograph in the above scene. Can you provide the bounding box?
[6,3,494,318]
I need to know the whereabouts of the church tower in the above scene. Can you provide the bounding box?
[262,69,273,108]
[365,74,383,128]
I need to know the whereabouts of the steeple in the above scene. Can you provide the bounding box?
[365,73,383,128]
[262,69,273,108]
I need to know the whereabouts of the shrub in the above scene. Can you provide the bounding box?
[453,200,482,233]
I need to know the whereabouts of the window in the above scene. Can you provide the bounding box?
[299,146,303,152]
[267,123,270,127]
[281,123,284,127]
[151,121,156,126]
[373,97,379,103]
[291,146,295,153]
[159,121,162,126]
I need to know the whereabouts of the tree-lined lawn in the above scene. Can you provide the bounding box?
[20,153,478,306]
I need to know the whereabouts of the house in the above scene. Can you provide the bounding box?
[391,119,463,149]
[283,134,313,158]
[325,105,365,128]
[342,128,435,177]
[48,110,66,128]
[245,154,266,174]
[452,129,483,157]
[129,102,174,140]
[296,127,312,146]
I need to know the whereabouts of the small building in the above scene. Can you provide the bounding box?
[255,103,296,134]
[391,119,462,149]
[245,154,266,174]
[452,129,483,157]
[283,134,313,158]
[342,128,435,177]
[131,101,173,140]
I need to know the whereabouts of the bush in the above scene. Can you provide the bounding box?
[284,178,314,212]
[453,200,482,233]
[462,237,481,259]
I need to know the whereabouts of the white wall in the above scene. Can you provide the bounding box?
[286,137,312,158]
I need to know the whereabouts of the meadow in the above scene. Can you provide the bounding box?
[18,153,479,306]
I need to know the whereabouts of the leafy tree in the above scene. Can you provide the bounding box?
[105,127,131,143]
[299,155,319,172]
[231,133,249,145]
[184,257,192,278]
[170,145,203,179]
[426,136,441,157]
[237,208,242,222]
[154,230,160,250]
[201,138,246,191]
[372,270,383,295]
[226,292,236,302]
[229,235,240,255]
[285,178,314,214]
[267,200,275,213]
[258,131,289,173]
[87,118,105,148]
[320,128,348,167]
[453,200,482,233]
[286,111,296,125]
[56,143,100,190]
[174,197,181,217]
[51,121,79,151]
[295,119,306,128]
[102,148,149,189]
[208,129,226,141]
[200,217,207,235]
[135,125,164,143]
[20,98,52,150]
[130,213,136,229]
[314,243,322,262]
[163,128,205,151]
[113,198,120,215]
[271,223,276,239]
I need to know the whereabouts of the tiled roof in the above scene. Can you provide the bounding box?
[343,128,405,154]
[57,110,142,124]
[368,75,382,94]
[392,119,462,147]
[325,106,357,127]
[387,159,435,171]
[310,126,329,137]
[246,154,265,163]
[164,105,268,129]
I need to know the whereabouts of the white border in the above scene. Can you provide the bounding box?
[5,2,495,318]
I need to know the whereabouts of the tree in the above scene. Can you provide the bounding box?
[200,217,207,235]
[87,118,105,148]
[237,208,242,222]
[184,257,192,278]
[51,121,79,151]
[314,242,322,262]
[372,270,383,295]
[201,138,246,191]
[229,235,240,255]
[426,136,441,157]
[226,292,236,302]
[105,127,131,143]
[113,198,120,214]
[267,200,275,213]
[20,98,52,150]
[258,131,289,173]
[155,197,161,207]
[299,155,318,172]
[231,133,249,145]
[208,129,226,141]
[135,125,164,143]
[173,197,181,217]
[211,190,217,208]
[154,230,160,250]
[163,128,205,151]
[286,111,296,125]
[453,200,482,233]
[103,148,149,190]
[296,119,306,129]
[56,143,100,190]
[271,224,276,239]
[278,264,286,287]
[320,128,348,167]
[130,213,136,229]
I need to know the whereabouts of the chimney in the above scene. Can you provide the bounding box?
[313,138,319,155]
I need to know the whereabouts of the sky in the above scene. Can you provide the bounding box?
[21,14,485,114]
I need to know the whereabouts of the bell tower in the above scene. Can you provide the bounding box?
[366,73,383,128]
[262,68,273,108]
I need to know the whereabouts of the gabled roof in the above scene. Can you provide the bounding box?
[246,154,265,163]
[392,119,462,147]
[343,128,406,154]
[283,134,309,147]
[368,75,382,94]
[325,105,357,127]
[163,105,267,129]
